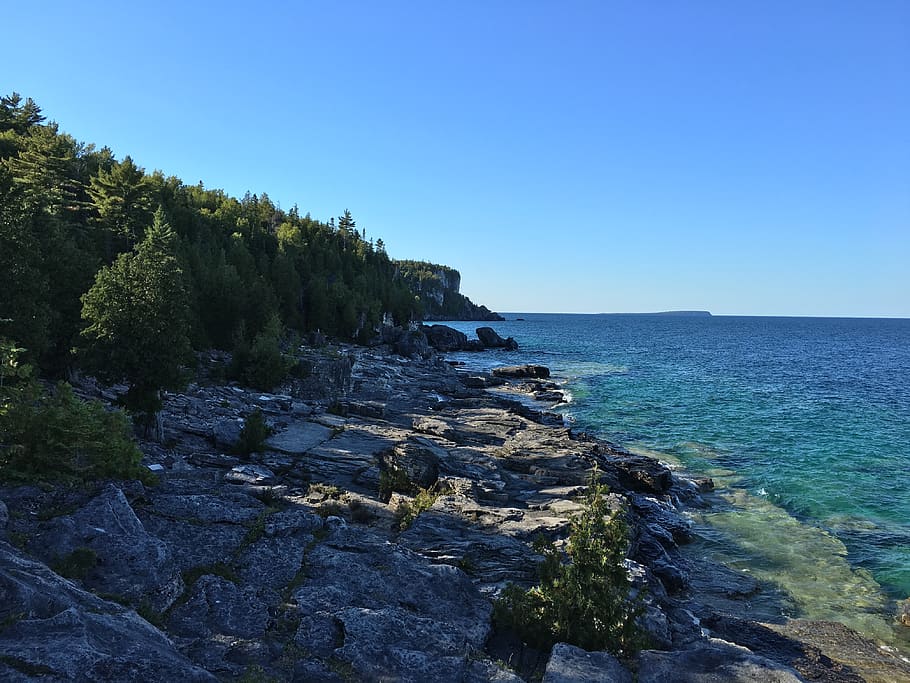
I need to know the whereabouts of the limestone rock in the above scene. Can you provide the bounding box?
[33,485,183,611]
[265,420,334,455]
[211,418,243,451]
[476,326,519,350]
[424,324,469,352]
[492,364,551,379]
[543,642,632,683]
[167,575,268,640]
[637,640,803,682]
[0,542,214,682]
[224,464,276,486]
[379,437,445,489]
[292,526,491,681]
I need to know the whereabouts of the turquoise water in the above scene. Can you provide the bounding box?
[439,314,910,643]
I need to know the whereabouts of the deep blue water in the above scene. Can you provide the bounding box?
[439,314,910,642]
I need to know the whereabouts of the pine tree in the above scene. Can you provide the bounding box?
[80,207,191,431]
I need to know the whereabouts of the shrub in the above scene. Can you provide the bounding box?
[493,479,644,657]
[1,377,145,483]
[395,488,438,530]
[231,315,293,391]
[236,409,272,457]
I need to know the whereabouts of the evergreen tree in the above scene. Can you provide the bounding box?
[80,208,191,430]
[88,155,154,253]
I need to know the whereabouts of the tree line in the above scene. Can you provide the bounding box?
[0,92,494,377]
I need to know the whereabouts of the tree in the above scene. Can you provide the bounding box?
[87,155,154,254]
[494,476,644,657]
[80,208,191,430]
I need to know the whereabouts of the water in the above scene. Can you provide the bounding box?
[439,314,910,645]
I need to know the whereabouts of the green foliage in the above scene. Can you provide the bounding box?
[378,466,414,502]
[395,488,438,530]
[1,92,494,396]
[80,208,192,425]
[230,314,293,391]
[0,375,145,483]
[493,480,644,657]
[51,547,98,580]
[236,409,272,457]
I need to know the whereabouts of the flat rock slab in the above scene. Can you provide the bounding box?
[543,643,632,683]
[149,492,264,525]
[637,640,803,682]
[265,421,334,455]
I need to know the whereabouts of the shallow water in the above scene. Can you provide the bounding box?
[441,314,910,645]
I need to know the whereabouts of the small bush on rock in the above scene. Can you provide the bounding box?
[1,360,146,484]
[493,478,644,657]
[236,409,272,457]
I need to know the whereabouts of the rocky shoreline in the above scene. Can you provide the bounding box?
[1,333,909,682]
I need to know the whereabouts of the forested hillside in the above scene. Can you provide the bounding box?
[0,93,495,383]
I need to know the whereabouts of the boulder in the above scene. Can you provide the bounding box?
[0,542,214,682]
[492,364,550,379]
[476,327,519,350]
[379,437,445,490]
[423,324,469,352]
[394,330,432,359]
[33,485,183,611]
[211,418,243,451]
[543,642,632,683]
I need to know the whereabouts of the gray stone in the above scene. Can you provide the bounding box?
[264,509,324,537]
[265,420,334,455]
[237,534,309,591]
[187,452,241,468]
[168,575,268,639]
[637,641,803,682]
[423,324,469,352]
[224,464,276,485]
[465,659,526,682]
[379,437,444,489]
[0,499,7,537]
[33,485,183,611]
[0,542,214,682]
[492,364,551,379]
[292,527,491,681]
[543,642,632,683]
[149,492,264,525]
[212,418,243,450]
[139,515,248,574]
[476,326,519,350]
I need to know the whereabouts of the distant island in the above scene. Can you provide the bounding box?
[599,310,712,317]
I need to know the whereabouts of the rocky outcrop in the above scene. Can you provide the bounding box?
[30,484,183,612]
[543,643,632,683]
[0,542,214,682]
[493,364,551,379]
[3,344,908,682]
[424,324,470,352]
[477,326,519,350]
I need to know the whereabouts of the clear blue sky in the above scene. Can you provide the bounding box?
[4,1,908,316]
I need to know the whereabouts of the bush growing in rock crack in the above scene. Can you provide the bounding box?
[236,408,272,458]
[493,477,645,657]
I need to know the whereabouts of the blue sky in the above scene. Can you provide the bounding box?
[4,1,908,316]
